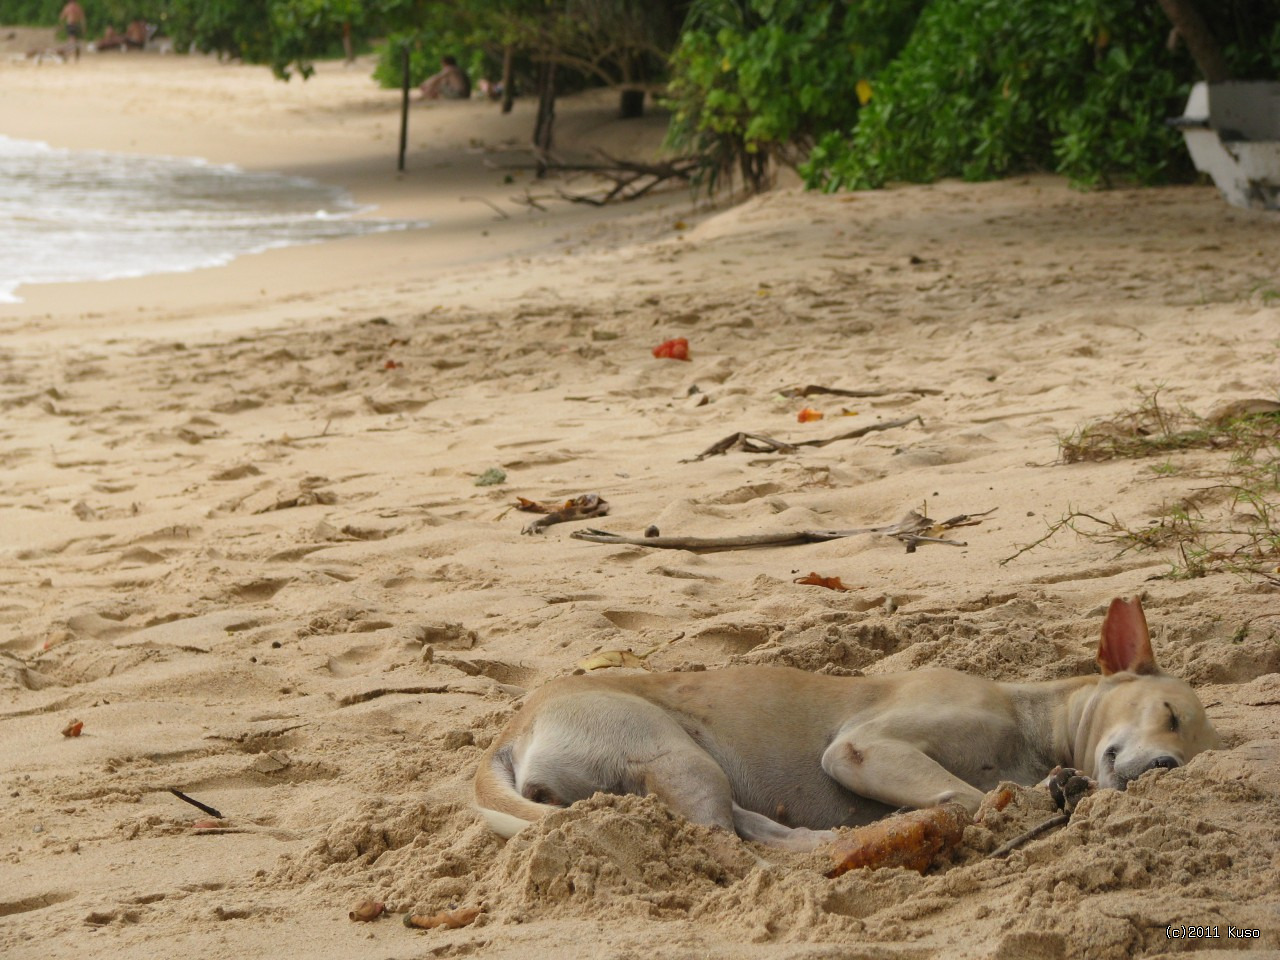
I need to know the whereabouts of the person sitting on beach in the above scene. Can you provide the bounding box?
[58,0,86,61]
[97,24,125,51]
[420,55,471,100]
[125,20,148,50]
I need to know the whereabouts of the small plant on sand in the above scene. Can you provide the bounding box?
[1003,388,1280,582]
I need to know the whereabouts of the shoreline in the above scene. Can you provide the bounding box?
[0,50,687,343]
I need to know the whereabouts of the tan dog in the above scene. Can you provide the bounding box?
[474,597,1219,850]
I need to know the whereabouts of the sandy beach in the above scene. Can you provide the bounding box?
[2,35,1279,960]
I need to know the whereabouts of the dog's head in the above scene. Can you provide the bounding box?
[1083,597,1220,789]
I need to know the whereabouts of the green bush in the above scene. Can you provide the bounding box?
[665,0,925,191]
[802,0,1280,190]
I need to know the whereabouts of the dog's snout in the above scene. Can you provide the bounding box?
[1146,755,1180,771]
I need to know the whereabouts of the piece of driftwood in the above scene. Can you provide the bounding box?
[826,803,970,877]
[533,151,703,205]
[169,788,224,819]
[681,432,798,462]
[404,906,481,930]
[570,509,995,553]
[518,493,610,534]
[687,415,923,462]
[781,385,944,399]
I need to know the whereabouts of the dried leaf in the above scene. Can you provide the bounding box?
[797,407,824,423]
[794,572,850,591]
[826,803,970,878]
[519,493,610,534]
[578,649,647,671]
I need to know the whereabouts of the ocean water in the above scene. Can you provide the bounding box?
[0,135,425,303]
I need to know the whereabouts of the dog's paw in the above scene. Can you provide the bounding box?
[1047,766,1096,815]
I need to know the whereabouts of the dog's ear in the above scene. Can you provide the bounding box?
[1097,597,1158,676]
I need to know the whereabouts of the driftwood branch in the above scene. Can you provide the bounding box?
[781,385,943,399]
[800,415,925,449]
[570,509,994,553]
[686,415,923,462]
[459,195,511,220]
[989,814,1070,859]
[543,151,704,205]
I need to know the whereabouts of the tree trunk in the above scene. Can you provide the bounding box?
[1156,0,1229,83]
[500,45,514,114]
[533,61,557,179]
[398,43,410,172]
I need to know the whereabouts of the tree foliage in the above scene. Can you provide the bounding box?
[802,0,1280,190]
[664,0,925,192]
[666,0,1280,192]
[371,1,682,94]
[6,0,1278,192]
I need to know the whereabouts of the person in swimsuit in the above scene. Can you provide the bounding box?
[58,1,86,61]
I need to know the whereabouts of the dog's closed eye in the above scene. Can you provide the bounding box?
[1165,702,1180,732]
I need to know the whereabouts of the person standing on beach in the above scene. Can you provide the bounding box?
[59,0,86,61]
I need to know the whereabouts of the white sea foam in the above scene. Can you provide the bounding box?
[0,135,427,303]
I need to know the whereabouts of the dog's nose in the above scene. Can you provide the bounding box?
[1146,755,1180,771]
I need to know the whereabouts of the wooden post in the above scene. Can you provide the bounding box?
[500,45,514,114]
[398,42,410,172]
[1157,0,1229,83]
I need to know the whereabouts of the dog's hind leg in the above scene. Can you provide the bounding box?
[517,692,739,833]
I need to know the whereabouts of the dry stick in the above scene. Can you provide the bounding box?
[989,813,1070,859]
[998,510,1122,566]
[572,529,840,551]
[688,416,922,462]
[570,509,992,552]
[797,415,924,449]
[459,195,511,220]
[682,432,797,462]
[169,788,224,820]
[783,385,944,399]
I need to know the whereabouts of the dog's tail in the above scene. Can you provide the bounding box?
[473,741,553,838]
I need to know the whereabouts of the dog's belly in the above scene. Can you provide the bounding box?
[694,738,891,829]
[737,767,896,829]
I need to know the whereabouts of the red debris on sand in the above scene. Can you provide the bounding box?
[652,338,690,361]
[794,572,850,591]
